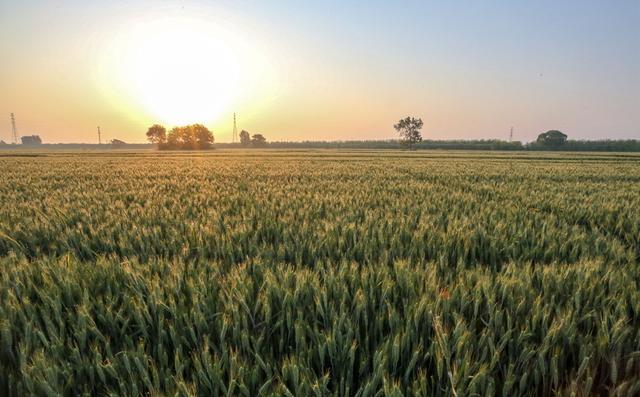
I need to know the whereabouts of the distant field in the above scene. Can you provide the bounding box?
[1,150,639,396]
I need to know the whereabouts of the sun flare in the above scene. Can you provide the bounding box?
[105,16,253,126]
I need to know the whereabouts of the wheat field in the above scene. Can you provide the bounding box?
[1,150,639,396]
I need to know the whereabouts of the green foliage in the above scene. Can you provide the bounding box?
[526,139,640,152]
[0,151,639,396]
[166,124,215,150]
[536,130,568,147]
[146,124,167,145]
[146,124,214,150]
[394,117,423,149]
[251,133,267,147]
[240,130,251,146]
[222,139,526,150]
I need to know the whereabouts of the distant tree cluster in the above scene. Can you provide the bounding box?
[239,130,268,147]
[146,124,214,150]
[391,118,625,152]
[241,139,525,151]
[525,130,569,150]
[536,139,640,152]
[138,120,640,153]
[536,130,567,147]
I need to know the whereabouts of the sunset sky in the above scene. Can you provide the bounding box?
[1,0,638,143]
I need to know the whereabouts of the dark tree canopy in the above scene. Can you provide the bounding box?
[394,117,423,149]
[21,135,42,145]
[251,133,267,147]
[167,124,214,150]
[240,130,251,146]
[146,124,167,145]
[147,124,214,150]
[537,130,567,146]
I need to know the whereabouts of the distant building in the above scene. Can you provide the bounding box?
[21,135,42,145]
[110,139,127,148]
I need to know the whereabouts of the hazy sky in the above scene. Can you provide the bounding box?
[1,0,639,143]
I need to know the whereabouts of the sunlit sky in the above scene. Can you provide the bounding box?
[1,0,639,143]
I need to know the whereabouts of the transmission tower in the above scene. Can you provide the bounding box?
[10,113,18,144]
[509,126,514,142]
[232,113,238,143]
[97,126,102,145]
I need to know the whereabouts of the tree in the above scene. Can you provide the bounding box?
[166,127,181,148]
[146,124,167,146]
[536,130,567,146]
[394,117,423,149]
[251,133,267,147]
[168,126,192,149]
[164,124,214,150]
[239,130,251,146]
[193,124,214,149]
[21,135,42,145]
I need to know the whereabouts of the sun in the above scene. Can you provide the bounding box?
[106,16,247,126]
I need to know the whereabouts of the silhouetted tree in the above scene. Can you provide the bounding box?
[536,130,567,146]
[168,126,192,149]
[193,124,215,149]
[166,127,180,148]
[21,135,42,145]
[164,124,214,150]
[394,117,423,149]
[239,130,251,146]
[251,133,267,147]
[146,124,167,146]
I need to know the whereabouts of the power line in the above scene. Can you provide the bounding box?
[10,113,18,144]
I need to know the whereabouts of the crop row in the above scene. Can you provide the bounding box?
[0,156,638,267]
[1,255,639,396]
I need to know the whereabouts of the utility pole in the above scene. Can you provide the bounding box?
[97,126,102,145]
[232,113,238,143]
[10,113,18,144]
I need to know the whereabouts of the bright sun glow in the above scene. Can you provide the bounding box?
[104,16,256,126]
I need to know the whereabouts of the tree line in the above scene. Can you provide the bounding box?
[239,130,267,147]
[146,124,214,150]
[393,116,640,151]
[145,124,269,150]
[140,119,638,152]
